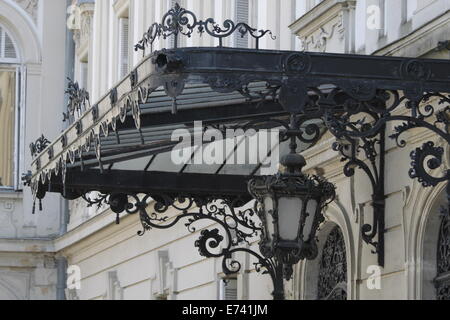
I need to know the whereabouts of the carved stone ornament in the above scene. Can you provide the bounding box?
[14,0,38,23]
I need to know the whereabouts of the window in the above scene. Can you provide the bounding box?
[219,278,238,300]
[234,0,249,48]
[317,226,347,300]
[0,25,19,189]
[118,17,129,79]
[435,209,450,300]
[0,69,16,188]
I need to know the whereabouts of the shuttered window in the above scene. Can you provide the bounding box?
[80,62,88,90]
[118,18,129,79]
[234,0,249,48]
[0,26,18,62]
[219,278,238,300]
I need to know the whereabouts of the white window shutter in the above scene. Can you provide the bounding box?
[219,279,238,300]
[0,26,18,61]
[118,18,129,79]
[4,32,16,59]
[80,62,88,90]
[234,0,249,48]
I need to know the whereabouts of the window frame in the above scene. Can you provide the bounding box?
[0,64,24,191]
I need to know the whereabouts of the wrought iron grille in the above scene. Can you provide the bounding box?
[436,208,450,300]
[317,226,347,300]
[134,3,274,54]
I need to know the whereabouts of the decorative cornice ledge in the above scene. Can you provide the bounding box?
[373,10,450,57]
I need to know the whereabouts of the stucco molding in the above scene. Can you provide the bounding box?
[72,2,95,57]
[0,271,30,299]
[13,0,38,24]
[0,0,41,63]
[289,0,356,53]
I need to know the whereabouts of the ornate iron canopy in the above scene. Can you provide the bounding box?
[27,3,450,300]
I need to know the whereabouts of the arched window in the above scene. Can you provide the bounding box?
[0,24,20,188]
[317,226,347,300]
[436,209,450,300]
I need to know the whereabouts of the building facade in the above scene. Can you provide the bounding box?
[0,0,449,300]
[0,0,69,299]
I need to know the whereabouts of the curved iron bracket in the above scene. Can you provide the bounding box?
[84,192,287,300]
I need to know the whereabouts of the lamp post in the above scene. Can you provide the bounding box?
[248,117,336,299]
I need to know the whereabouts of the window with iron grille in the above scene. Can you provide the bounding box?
[317,226,347,300]
[435,209,450,300]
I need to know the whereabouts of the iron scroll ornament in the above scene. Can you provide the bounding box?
[275,81,450,266]
[64,78,90,124]
[88,192,288,300]
[30,135,51,158]
[134,3,275,54]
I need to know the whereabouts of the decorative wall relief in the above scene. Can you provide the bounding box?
[71,2,94,54]
[13,0,38,24]
[302,14,344,53]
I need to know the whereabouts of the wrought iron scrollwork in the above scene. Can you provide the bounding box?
[296,83,450,266]
[134,3,275,55]
[30,135,51,158]
[64,78,90,124]
[93,192,286,299]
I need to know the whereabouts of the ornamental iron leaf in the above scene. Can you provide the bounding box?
[64,78,90,124]
[30,135,51,158]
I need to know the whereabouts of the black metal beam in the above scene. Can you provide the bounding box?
[156,47,450,91]
[44,169,251,199]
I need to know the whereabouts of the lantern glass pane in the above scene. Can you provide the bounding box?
[263,196,275,241]
[278,197,303,241]
[303,199,318,241]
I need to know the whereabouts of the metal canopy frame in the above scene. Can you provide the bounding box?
[26,3,450,299]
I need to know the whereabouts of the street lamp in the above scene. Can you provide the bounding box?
[248,119,336,284]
